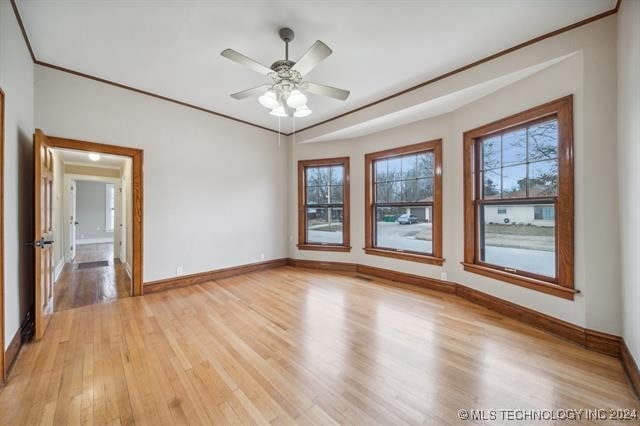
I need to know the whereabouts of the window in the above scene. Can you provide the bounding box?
[365,140,443,264]
[463,96,574,299]
[298,157,350,251]
[105,183,115,232]
[534,206,555,220]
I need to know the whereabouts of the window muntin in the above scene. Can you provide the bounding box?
[372,151,435,255]
[364,139,443,264]
[476,118,559,279]
[298,158,350,251]
[463,96,574,298]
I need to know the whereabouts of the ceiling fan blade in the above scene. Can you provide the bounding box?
[291,41,332,76]
[230,84,271,100]
[221,48,273,76]
[302,82,350,101]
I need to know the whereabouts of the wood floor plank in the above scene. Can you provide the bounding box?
[1,266,638,425]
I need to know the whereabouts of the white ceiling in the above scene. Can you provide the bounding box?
[56,148,128,169]
[17,0,614,134]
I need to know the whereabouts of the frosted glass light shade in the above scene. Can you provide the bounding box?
[269,105,287,117]
[294,105,312,117]
[286,90,307,108]
[88,153,101,161]
[259,90,279,109]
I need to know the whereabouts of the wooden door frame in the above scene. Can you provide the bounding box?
[44,133,144,296]
[1,88,5,381]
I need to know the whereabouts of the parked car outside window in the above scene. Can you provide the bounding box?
[398,214,419,224]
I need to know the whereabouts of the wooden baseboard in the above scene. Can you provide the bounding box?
[144,258,289,293]
[455,284,586,346]
[4,308,34,381]
[356,264,456,294]
[621,339,640,398]
[287,258,357,272]
[287,258,623,357]
[585,329,622,357]
[4,328,21,379]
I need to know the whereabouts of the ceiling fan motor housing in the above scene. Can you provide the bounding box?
[279,27,294,42]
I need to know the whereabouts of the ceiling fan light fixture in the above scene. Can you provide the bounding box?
[286,89,307,108]
[294,105,312,117]
[269,105,288,117]
[258,90,279,109]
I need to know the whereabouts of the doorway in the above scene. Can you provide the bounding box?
[52,152,131,312]
[33,130,143,339]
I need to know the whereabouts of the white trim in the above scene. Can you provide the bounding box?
[65,173,120,184]
[63,160,123,171]
[54,258,65,283]
[75,237,114,245]
[124,262,132,279]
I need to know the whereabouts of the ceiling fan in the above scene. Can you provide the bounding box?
[221,27,350,118]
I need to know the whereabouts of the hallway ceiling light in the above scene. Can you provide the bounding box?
[88,153,101,161]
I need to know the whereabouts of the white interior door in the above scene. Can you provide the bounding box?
[69,178,77,261]
[120,177,127,263]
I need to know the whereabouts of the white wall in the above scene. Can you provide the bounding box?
[75,180,113,242]
[1,0,35,349]
[289,16,621,335]
[617,0,640,363]
[34,65,289,283]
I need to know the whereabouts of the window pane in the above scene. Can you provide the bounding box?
[417,152,434,178]
[482,169,501,199]
[307,166,330,187]
[306,186,320,205]
[528,119,558,162]
[501,164,527,198]
[482,136,501,170]
[417,178,433,201]
[502,128,527,167]
[306,167,319,186]
[389,181,402,203]
[375,206,433,254]
[402,179,418,202]
[387,157,402,180]
[375,159,388,183]
[330,185,343,204]
[330,166,344,185]
[376,182,390,203]
[528,159,558,196]
[401,155,417,179]
[479,203,555,277]
[306,207,343,245]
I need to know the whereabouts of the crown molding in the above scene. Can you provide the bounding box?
[11,0,622,138]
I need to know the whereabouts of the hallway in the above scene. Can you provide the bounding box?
[53,243,130,312]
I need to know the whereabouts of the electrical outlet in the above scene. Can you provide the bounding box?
[440,272,448,281]
[260,253,265,261]
[176,266,183,276]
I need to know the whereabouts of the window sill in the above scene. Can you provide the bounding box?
[297,244,351,252]
[364,247,445,265]
[461,262,577,300]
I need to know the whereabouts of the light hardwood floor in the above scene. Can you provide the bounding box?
[1,267,637,425]
[53,243,130,312]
